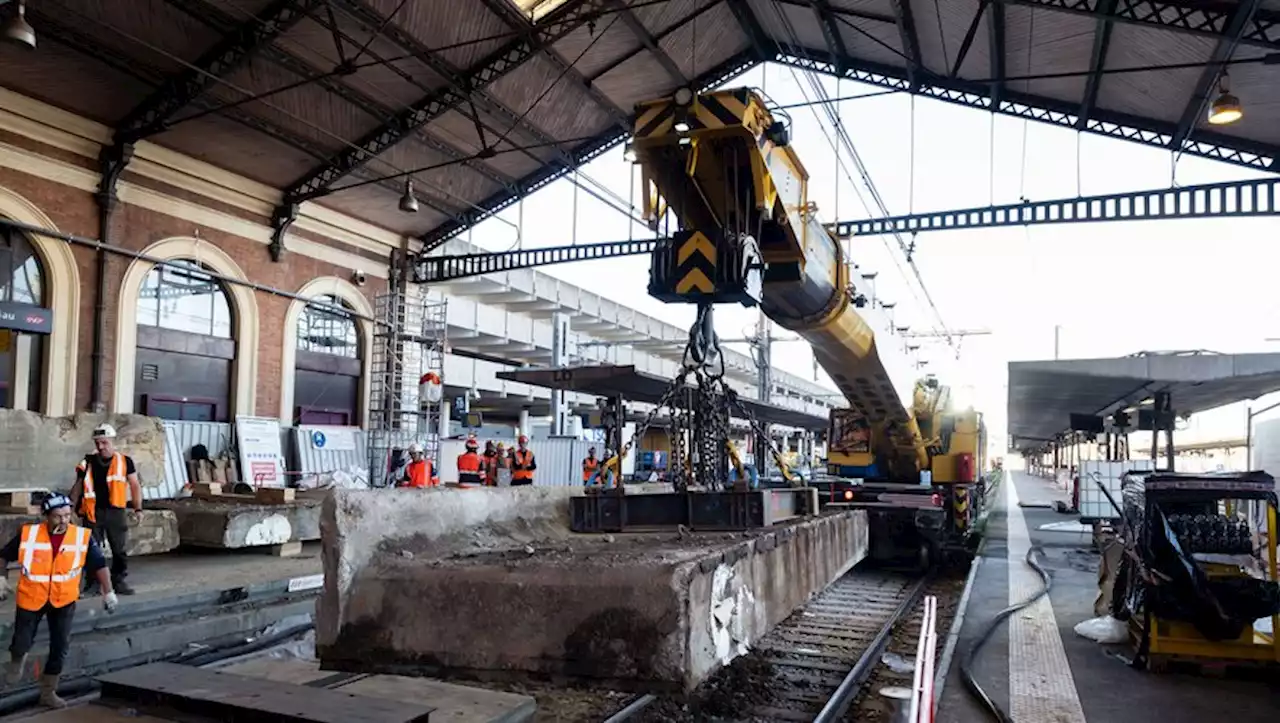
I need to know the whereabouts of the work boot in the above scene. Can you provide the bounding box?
[39,675,65,709]
[113,578,135,596]
[4,654,26,687]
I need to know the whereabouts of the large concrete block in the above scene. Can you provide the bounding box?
[0,510,178,557]
[150,498,322,548]
[0,410,165,492]
[316,488,868,691]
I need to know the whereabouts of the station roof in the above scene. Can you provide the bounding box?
[5,0,1277,253]
[497,363,830,429]
[1008,351,1280,451]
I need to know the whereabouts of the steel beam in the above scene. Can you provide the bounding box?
[280,0,606,202]
[727,0,780,62]
[414,238,659,283]
[888,0,922,87]
[828,177,1280,238]
[810,0,851,72]
[775,0,896,25]
[1170,0,1261,151]
[570,489,820,533]
[123,0,322,141]
[999,0,1280,52]
[772,48,1278,170]
[951,0,990,77]
[1076,0,1117,129]
[988,0,1006,108]
[607,0,687,84]
[416,48,759,253]
[585,1,724,82]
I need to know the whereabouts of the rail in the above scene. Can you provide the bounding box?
[602,570,930,722]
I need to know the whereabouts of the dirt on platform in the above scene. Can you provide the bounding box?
[631,655,777,722]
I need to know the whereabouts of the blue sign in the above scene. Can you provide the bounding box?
[311,430,327,449]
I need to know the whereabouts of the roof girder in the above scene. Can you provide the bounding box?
[1000,0,1280,53]
[1077,0,1118,129]
[606,0,688,83]
[1170,0,1262,151]
[808,0,852,72]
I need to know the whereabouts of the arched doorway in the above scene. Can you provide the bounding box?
[0,224,48,412]
[134,259,235,421]
[293,295,360,426]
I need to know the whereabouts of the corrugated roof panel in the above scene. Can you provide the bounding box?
[155,114,326,187]
[632,0,718,38]
[592,49,679,112]
[828,0,897,18]
[660,2,747,80]
[833,10,906,69]
[907,0,983,77]
[1006,4,1093,106]
[64,0,221,75]
[485,56,615,140]
[0,36,154,124]
[1096,22,1216,125]
[753,0,830,55]
[215,57,383,144]
[318,183,451,236]
[382,0,511,70]
[364,137,506,203]
[277,16,446,110]
[550,15,644,79]
[951,7,991,81]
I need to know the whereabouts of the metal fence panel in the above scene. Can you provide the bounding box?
[290,426,371,484]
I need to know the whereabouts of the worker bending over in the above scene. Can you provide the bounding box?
[457,436,483,485]
[0,495,117,708]
[400,443,438,488]
[69,425,142,596]
[582,447,599,485]
[510,435,536,486]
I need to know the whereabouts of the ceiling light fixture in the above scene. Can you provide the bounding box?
[2,1,35,49]
[673,120,691,133]
[398,179,419,214]
[1207,71,1242,125]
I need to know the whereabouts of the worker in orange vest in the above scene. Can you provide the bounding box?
[510,435,536,486]
[582,447,599,485]
[457,437,483,486]
[0,494,117,708]
[69,424,142,596]
[482,441,499,486]
[399,443,438,488]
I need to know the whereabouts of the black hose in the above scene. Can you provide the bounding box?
[182,622,314,667]
[959,545,1052,723]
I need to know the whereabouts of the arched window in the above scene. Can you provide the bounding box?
[135,259,235,421]
[294,296,361,426]
[297,295,357,358]
[0,225,46,412]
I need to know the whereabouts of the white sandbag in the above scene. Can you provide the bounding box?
[1073,615,1128,644]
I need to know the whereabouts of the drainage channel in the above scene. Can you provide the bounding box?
[605,570,927,722]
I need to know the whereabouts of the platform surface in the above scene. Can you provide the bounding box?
[938,472,1280,723]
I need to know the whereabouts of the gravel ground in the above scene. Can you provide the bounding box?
[846,567,971,721]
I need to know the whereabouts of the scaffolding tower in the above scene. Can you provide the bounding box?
[368,282,447,488]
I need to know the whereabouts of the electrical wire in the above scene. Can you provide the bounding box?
[960,545,1052,723]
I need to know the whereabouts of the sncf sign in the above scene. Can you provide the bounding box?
[0,302,52,335]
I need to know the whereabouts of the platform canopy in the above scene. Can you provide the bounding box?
[497,364,829,430]
[7,0,1277,254]
[1008,351,1280,452]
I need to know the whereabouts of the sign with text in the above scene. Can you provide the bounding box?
[304,425,357,452]
[0,302,52,335]
[235,416,285,486]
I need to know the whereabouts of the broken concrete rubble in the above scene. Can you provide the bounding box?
[0,409,165,492]
[317,487,869,691]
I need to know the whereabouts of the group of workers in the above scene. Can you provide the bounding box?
[399,435,537,488]
[0,424,139,708]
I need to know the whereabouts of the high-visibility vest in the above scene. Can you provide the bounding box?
[77,453,128,523]
[482,454,499,486]
[511,449,535,482]
[457,452,482,484]
[16,523,91,612]
[582,457,599,483]
[404,460,437,488]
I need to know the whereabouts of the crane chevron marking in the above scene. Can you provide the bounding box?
[677,232,716,265]
[676,267,714,294]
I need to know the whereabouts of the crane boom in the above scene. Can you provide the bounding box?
[633,88,927,476]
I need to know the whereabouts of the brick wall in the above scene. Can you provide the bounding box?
[0,161,391,419]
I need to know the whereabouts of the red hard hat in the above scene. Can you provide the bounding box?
[465,437,478,449]
[518,434,528,443]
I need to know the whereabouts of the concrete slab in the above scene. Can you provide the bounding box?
[222,659,537,723]
[0,409,165,491]
[0,509,177,557]
[316,487,868,691]
[150,497,321,548]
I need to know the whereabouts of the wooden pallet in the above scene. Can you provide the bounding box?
[191,484,297,505]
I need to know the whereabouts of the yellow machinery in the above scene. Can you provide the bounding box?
[633,87,985,560]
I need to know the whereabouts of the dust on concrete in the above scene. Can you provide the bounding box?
[847,568,969,721]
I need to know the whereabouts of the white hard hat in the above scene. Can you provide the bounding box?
[407,442,424,454]
[92,424,118,440]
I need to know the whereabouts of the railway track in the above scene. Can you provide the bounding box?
[607,570,928,722]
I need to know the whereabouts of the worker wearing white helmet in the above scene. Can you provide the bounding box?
[68,424,142,596]
[0,494,117,708]
[399,442,438,488]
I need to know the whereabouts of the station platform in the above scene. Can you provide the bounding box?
[938,472,1280,723]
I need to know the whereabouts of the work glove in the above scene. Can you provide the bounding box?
[127,509,143,525]
[0,578,8,602]
[103,591,118,614]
